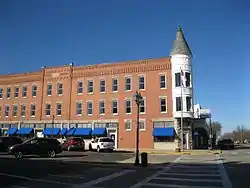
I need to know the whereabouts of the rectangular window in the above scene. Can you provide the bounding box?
[77,81,83,94]
[12,105,18,117]
[22,86,27,97]
[139,99,145,114]
[0,88,3,99]
[87,80,94,93]
[160,75,166,89]
[100,79,106,93]
[30,104,36,117]
[185,72,191,87]
[160,98,167,113]
[99,101,105,115]
[21,105,26,117]
[6,88,11,98]
[176,97,182,111]
[139,76,145,90]
[57,83,63,95]
[125,120,132,131]
[5,105,9,117]
[56,103,62,116]
[76,101,82,115]
[125,77,131,91]
[45,104,51,116]
[125,99,132,114]
[47,84,52,96]
[0,106,1,117]
[112,78,118,92]
[186,97,192,111]
[139,120,146,131]
[175,73,181,87]
[87,101,93,115]
[14,87,19,98]
[32,85,37,97]
[112,100,118,114]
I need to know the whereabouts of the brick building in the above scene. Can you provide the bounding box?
[0,26,194,150]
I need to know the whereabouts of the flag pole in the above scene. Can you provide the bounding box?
[180,67,184,152]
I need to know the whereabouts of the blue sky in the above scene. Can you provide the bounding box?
[0,0,248,133]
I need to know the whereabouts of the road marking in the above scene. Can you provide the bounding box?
[0,173,72,185]
[153,176,221,182]
[173,164,219,169]
[70,169,135,188]
[142,183,221,188]
[159,172,221,177]
[216,154,233,188]
[48,174,85,179]
[129,155,184,188]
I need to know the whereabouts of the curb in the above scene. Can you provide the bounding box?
[139,150,220,155]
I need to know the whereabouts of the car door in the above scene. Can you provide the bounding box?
[22,139,39,155]
[35,139,49,155]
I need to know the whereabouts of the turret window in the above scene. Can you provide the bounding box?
[185,72,191,87]
[176,97,182,111]
[186,97,192,111]
[175,73,181,87]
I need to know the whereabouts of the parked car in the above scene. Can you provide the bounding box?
[9,137,63,159]
[0,136,23,152]
[217,139,235,150]
[89,137,114,152]
[62,137,85,151]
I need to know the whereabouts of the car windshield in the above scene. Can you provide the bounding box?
[23,138,36,144]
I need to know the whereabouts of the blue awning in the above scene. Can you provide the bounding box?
[92,128,107,135]
[73,128,92,136]
[6,128,18,135]
[153,127,174,137]
[66,128,76,136]
[60,128,68,136]
[43,128,61,135]
[17,128,34,135]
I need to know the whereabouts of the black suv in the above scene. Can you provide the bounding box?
[9,137,63,159]
[217,139,235,150]
[0,136,23,152]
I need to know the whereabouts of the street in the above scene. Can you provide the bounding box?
[0,149,249,188]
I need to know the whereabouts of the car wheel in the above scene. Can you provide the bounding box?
[97,146,101,152]
[14,151,23,159]
[48,150,56,158]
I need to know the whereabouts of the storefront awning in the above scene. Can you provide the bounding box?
[73,128,92,136]
[153,127,174,137]
[17,128,33,135]
[43,128,60,135]
[92,128,106,135]
[66,128,76,136]
[6,128,18,135]
[59,128,68,136]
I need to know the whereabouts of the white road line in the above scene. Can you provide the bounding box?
[48,174,85,179]
[143,183,221,188]
[0,173,72,185]
[216,154,233,188]
[129,155,184,188]
[70,169,135,188]
[173,164,218,169]
[153,176,221,182]
[159,172,221,177]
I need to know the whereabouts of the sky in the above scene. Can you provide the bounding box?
[0,0,249,133]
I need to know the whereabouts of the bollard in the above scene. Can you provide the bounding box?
[141,152,148,167]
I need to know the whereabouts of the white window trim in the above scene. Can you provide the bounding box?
[99,100,105,115]
[22,85,28,98]
[125,98,132,115]
[159,96,167,114]
[124,75,132,92]
[0,88,3,99]
[139,97,146,115]
[14,86,19,98]
[86,100,93,116]
[13,104,18,117]
[57,83,63,96]
[77,80,83,95]
[6,87,11,99]
[56,103,62,116]
[87,80,94,94]
[47,83,53,96]
[99,79,106,94]
[45,103,52,117]
[5,105,9,117]
[76,100,83,116]
[139,118,146,131]
[30,103,36,117]
[32,84,37,98]
[138,74,146,91]
[124,119,132,131]
[112,99,119,115]
[112,77,119,93]
[159,74,167,89]
[21,104,26,117]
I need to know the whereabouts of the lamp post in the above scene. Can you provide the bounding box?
[209,114,213,150]
[52,115,55,137]
[133,91,143,166]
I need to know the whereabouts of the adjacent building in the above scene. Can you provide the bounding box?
[0,26,195,150]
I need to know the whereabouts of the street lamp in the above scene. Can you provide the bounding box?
[209,114,213,150]
[52,115,55,137]
[133,91,143,166]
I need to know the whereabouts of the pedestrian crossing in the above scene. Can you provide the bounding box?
[130,154,232,188]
